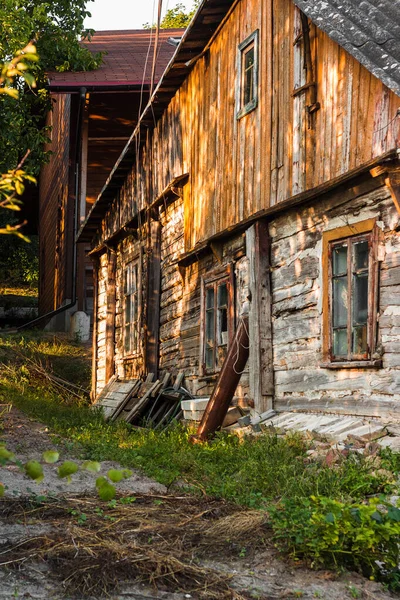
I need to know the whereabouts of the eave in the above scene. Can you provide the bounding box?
[78,0,237,243]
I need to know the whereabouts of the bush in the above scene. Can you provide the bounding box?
[0,214,38,286]
[269,495,400,590]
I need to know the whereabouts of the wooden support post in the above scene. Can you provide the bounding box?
[145,220,162,377]
[194,316,249,442]
[90,255,99,402]
[105,249,117,384]
[246,221,274,414]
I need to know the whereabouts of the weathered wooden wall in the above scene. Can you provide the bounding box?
[158,197,250,398]
[269,176,400,419]
[95,0,400,254]
[97,196,250,400]
[39,94,73,314]
[95,251,109,395]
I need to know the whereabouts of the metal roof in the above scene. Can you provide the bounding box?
[293,0,400,97]
[47,29,184,90]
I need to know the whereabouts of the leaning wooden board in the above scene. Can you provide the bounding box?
[93,380,140,421]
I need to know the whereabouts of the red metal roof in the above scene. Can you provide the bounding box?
[47,29,184,89]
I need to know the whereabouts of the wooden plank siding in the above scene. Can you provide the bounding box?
[94,0,400,255]
[39,94,74,315]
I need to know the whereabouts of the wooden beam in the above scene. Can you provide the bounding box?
[178,151,397,267]
[105,249,117,383]
[246,222,273,414]
[370,164,400,215]
[90,255,99,402]
[145,221,162,377]
[148,173,189,210]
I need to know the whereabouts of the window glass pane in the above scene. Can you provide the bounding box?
[218,283,228,307]
[206,287,215,310]
[244,46,254,70]
[205,346,214,370]
[124,268,130,295]
[332,244,347,276]
[124,297,131,324]
[353,240,369,271]
[124,325,131,353]
[333,277,348,327]
[206,309,215,345]
[218,308,228,345]
[333,329,348,357]
[243,46,254,106]
[352,325,367,355]
[132,264,138,292]
[353,273,368,325]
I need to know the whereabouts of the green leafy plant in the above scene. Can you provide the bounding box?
[268,495,400,588]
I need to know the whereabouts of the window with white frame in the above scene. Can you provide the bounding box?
[123,261,140,356]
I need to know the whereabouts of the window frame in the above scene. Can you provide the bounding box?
[236,30,259,120]
[123,259,141,358]
[200,264,235,376]
[322,219,380,368]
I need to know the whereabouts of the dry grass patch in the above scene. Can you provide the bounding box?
[0,494,270,598]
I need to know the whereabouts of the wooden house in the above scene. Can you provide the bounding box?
[37,29,181,330]
[79,0,400,420]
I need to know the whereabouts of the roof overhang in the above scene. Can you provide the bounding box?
[48,81,150,92]
[78,0,237,243]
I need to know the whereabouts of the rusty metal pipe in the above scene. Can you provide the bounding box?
[194,316,249,442]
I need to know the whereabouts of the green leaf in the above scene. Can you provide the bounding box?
[95,476,108,489]
[388,506,400,522]
[0,446,15,462]
[0,483,4,497]
[325,512,335,524]
[121,469,133,479]
[82,460,101,473]
[98,482,116,502]
[25,460,44,482]
[42,451,59,464]
[107,469,124,483]
[371,511,383,523]
[57,461,79,479]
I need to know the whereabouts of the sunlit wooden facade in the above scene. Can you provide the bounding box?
[82,0,400,419]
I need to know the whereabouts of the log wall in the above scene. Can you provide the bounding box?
[269,176,400,419]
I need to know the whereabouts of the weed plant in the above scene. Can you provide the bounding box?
[1,332,400,590]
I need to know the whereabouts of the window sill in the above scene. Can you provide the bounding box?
[123,354,140,362]
[320,360,382,370]
[236,98,258,120]
[198,373,219,382]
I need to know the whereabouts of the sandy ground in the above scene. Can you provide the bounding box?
[0,407,396,600]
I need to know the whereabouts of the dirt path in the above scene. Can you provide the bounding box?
[0,407,396,600]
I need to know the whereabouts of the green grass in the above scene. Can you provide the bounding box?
[0,333,397,508]
[2,332,400,590]
[0,371,395,507]
[0,331,91,388]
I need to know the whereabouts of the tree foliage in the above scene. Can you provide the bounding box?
[144,2,200,30]
[0,0,103,177]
